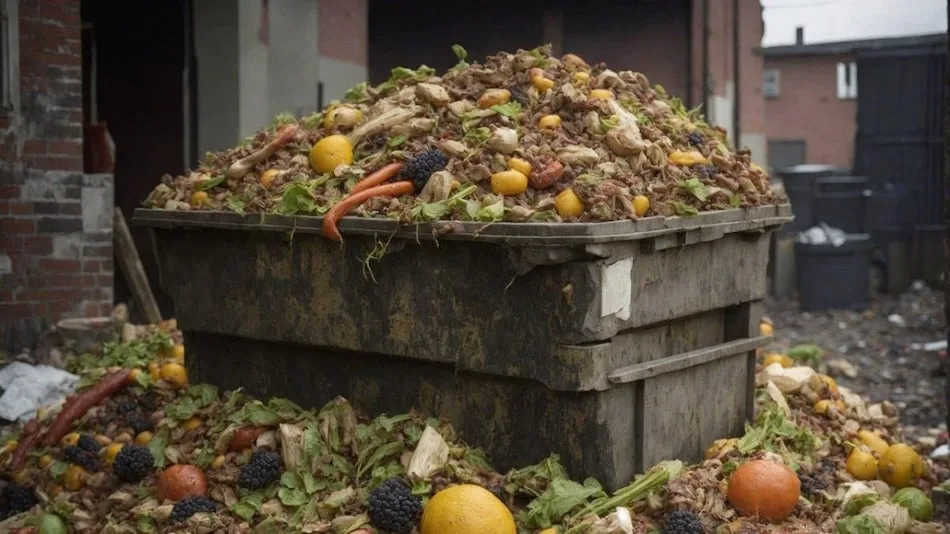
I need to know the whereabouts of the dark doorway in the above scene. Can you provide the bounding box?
[81,0,196,321]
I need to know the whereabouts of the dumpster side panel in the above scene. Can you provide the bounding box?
[155,228,769,390]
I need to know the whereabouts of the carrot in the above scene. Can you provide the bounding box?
[8,418,42,473]
[42,370,133,447]
[351,162,404,195]
[322,181,415,242]
[225,124,299,180]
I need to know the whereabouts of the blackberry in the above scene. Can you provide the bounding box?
[238,450,283,489]
[0,483,37,520]
[662,510,705,534]
[688,131,705,146]
[401,149,449,190]
[367,478,422,534]
[113,445,155,483]
[170,495,217,523]
[128,416,154,435]
[116,401,137,414]
[798,474,827,496]
[77,434,100,453]
[64,445,100,472]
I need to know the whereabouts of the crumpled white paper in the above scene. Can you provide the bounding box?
[0,362,78,422]
[797,223,847,247]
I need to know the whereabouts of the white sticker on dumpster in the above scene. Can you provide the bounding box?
[601,258,632,320]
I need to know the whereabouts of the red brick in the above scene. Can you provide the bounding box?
[0,303,32,320]
[37,258,81,273]
[47,299,78,315]
[22,139,46,155]
[9,201,33,215]
[98,302,114,316]
[96,274,112,287]
[29,156,82,171]
[0,201,7,215]
[47,140,82,156]
[20,288,84,303]
[36,274,82,288]
[81,259,98,272]
[81,274,96,285]
[0,186,18,199]
[0,218,35,233]
[23,235,53,255]
[82,301,100,317]
[60,203,81,215]
[84,245,111,258]
[100,257,114,273]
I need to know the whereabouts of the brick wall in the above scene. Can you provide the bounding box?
[0,0,114,354]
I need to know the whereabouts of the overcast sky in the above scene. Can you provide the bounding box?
[761,0,948,46]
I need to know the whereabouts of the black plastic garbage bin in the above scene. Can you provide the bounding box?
[813,176,871,233]
[776,165,850,234]
[796,234,873,311]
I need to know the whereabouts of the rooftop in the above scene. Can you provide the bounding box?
[759,32,947,57]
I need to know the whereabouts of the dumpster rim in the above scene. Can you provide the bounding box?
[132,204,793,245]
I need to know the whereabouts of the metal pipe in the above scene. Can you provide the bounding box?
[702,0,710,114]
[733,0,741,147]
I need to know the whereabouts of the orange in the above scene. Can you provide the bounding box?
[419,484,516,534]
[554,189,584,218]
[632,195,650,217]
[159,362,188,389]
[727,460,800,522]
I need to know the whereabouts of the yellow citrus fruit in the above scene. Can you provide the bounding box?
[259,169,281,189]
[812,374,840,398]
[538,115,562,129]
[419,484,516,534]
[148,362,161,382]
[762,352,794,368]
[531,76,555,92]
[539,529,558,534]
[555,188,584,218]
[573,72,591,84]
[490,170,528,196]
[856,430,890,457]
[589,89,615,100]
[172,344,186,362]
[813,399,846,416]
[64,464,88,491]
[507,158,532,176]
[879,443,924,488]
[38,455,54,469]
[189,191,209,207]
[102,443,124,465]
[159,362,188,389]
[309,134,354,174]
[61,433,80,447]
[846,447,879,480]
[212,455,228,469]
[135,431,154,446]
[632,195,650,217]
[759,321,774,337]
[182,417,203,432]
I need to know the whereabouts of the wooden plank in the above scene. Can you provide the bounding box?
[607,336,769,384]
[113,208,162,324]
[724,301,764,421]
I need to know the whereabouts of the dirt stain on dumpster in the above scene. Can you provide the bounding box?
[386,277,413,351]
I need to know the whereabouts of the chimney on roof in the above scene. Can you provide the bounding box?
[795,26,804,46]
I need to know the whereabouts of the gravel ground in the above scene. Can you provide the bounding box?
[764,281,947,447]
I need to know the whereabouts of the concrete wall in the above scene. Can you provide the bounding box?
[764,53,857,168]
[0,0,114,354]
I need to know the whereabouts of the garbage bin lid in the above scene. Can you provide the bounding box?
[815,175,869,185]
[777,164,850,177]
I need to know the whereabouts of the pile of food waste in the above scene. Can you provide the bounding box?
[0,316,947,534]
[144,45,778,240]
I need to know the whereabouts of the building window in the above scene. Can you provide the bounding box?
[763,68,780,98]
[0,0,18,112]
[836,61,857,100]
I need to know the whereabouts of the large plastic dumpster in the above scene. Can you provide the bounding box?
[775,164,850,234]
[134,204,792,490]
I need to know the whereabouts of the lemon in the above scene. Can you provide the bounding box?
[507,158,532,176]
[189,191,209,207]
[538,115,562,129]
[762,352,794,368]
[490,170,528,196]
[759,321,774,337]
[856,430,889,457]
[102,443,124,465]
[420,484,516,534]
[309,134,354,174]
[846,447,879,480]
[555,188,584,218]
[159,362,188,389]
[589,89,614,100]
[632,195,650,217]
[182,417,203,431]
[879,443,923,488]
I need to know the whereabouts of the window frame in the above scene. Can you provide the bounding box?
[763,68,780,98]
[836,61,858,100]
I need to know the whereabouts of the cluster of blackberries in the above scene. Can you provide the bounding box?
[367,478,423,534]
[238,450,283,489]
[113,445,155,483]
